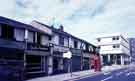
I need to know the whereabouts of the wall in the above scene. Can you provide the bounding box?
[97,37,120,46]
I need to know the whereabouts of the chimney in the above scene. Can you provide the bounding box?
[59,25,64,31]
[51,25,54,28]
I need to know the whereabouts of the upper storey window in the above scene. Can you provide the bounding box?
[74,40,78,49]
[113,44,120,48]
[97,38,101,42]
[112,36,119,41]
[59,35,64,46]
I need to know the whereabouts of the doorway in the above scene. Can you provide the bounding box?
[53,58,59,74]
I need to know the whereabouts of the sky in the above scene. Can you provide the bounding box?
[0,0,135,44]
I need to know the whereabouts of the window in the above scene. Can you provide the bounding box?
[112,36,119,40]
[113,45,120,48]
[89,46,94,52]
[59,35,64,46]
[112,37,115,40]
[14,28,25,41]
[37,33,41,45]
[1,24,14,40]
[28,31,34,43]
[41,35,49,45]
[86,43,89,51]
[116,36,119,40]
[74,40,78,48]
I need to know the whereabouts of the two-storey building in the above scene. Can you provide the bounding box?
[0,16,52,79]
[31,21,98,75]
[96,33,130,66]
[0,16,99,80]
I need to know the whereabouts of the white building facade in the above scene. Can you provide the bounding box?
[96,34,130,66]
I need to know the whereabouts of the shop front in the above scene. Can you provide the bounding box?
[52,45,69,74]
[70,48,82,72]
[25,45,50,79]
[0,47,24,81]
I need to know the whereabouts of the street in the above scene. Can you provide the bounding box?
[72,66,135,81]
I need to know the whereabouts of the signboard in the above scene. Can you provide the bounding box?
[53,45,69,53]
[63,51,72,59]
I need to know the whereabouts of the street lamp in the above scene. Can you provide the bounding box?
[63,51,72,77]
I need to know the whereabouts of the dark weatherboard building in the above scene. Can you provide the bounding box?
[0,16,99,80]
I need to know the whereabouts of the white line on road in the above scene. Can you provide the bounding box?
[126,72,132,76]
[116,72,124,76]
[103,72,111,75]
[124,69,129,73]
[126,72,135,76]
[101,76,113,81]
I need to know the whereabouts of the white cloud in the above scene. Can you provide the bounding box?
[0,0,16,18]
[0,0,135,44]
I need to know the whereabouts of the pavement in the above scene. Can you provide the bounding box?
[27,64,129,81]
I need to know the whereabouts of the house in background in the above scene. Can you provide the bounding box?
[129,38,135,63]
[96,33,130,66]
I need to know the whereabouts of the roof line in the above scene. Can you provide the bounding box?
[33,20,96,47]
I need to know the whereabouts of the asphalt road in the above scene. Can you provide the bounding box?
[75,66,135,81]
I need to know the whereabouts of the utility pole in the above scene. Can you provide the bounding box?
[80,43,84,71]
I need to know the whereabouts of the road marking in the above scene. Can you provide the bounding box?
[124,70,129,72]
[103,72,111,75]
[101,76,113,81]
[68,72,101,81]
[116,72,124,76]
[126,72,135,76]
[126,72,132,76]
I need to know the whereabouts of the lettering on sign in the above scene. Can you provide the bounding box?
[53,45,69,53]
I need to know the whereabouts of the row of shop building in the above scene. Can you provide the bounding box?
[0,16,99,80]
